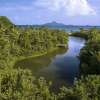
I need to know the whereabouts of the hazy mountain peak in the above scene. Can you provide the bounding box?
[43,21,66,27]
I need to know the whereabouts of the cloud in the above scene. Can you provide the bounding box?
[34,0,96,16]
[0,0,97,17]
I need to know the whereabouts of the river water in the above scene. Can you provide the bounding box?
[15,36,85,88]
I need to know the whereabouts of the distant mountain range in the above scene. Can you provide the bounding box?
[42,21,100,32]
[0,16,100,32]
[42,21,100,27]
[15,21,100,32]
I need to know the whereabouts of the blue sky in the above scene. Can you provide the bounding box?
[0,0,100,25]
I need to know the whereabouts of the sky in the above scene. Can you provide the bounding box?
[0,0,100,25]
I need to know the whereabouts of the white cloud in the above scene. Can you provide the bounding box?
[34,0,96,16]
[0,0,97,16]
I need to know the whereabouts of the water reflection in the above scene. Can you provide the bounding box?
[15,36,85,88]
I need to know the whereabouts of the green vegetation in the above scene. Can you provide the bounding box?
[0,68,100,100]
[17,27,67,57]
[0,68,56,100]
[0,16,100,100]
[0,16,14,29]
[71,27,100,74]
[79,28,100,75]
[71,28,89,39]
[0,16,68,65]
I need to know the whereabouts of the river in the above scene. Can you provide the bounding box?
[15,36,85,89]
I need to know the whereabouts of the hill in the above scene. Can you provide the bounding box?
[0,16,13,27]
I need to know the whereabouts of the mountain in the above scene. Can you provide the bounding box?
[42,21,100,32]
[43,21,67,28]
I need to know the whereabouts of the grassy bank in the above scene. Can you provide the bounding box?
[14,46,67,66]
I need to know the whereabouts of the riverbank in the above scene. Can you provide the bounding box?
[14,46,67,66]
[70,31,88,40]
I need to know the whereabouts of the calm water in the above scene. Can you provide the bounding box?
[15,36,85,88]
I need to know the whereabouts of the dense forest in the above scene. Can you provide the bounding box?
[79,28,100,75]
[0,16,100,100]
[72,28,100,74]
[0,16,67,67]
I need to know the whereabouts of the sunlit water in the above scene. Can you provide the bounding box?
[15,36,85,89]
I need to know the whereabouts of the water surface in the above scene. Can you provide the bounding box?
[15,36,85,88]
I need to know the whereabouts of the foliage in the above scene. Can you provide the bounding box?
[0,16,68,99]
[79,28,100,75]
[0,68,57,100]
[0,16,68,68]
[0,68,100,100]
[71,28,89,39]
[17,27,68,56]
[0,16,14,28]
[58,75,100,100]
